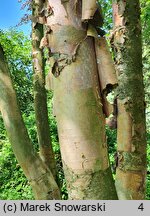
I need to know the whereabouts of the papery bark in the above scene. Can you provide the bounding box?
[95,37,117,94]
[112,0,147,200]
[95,37,118,117]
[82,0,97,21]
[44,0,118,199]
[32,0,57,179]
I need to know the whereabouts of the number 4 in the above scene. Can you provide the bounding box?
[138,203,144,211]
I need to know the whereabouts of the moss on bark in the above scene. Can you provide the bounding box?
[112,0,147,199]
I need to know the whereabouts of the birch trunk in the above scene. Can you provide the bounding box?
[32,0,57,179]
[111,0,147,199]
[0,44,60,200]
[44,0,118,199]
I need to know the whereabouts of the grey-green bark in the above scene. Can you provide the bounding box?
[32,0,57,179]
[0,44,60,199]
[111,0,147,199]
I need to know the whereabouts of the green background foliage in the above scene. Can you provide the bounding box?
[0,0,150,199]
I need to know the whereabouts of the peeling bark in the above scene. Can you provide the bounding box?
[95,37,118,118]
[44,0,118,199]
[53,37,117,200]
[86,10,117,119]
[0,44,60,199]
[32,0,57,179]
[95,37,118,95]
[112,0,147,199]
[82,0,97,21]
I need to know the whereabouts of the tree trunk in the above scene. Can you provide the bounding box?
[44,0,118,199]
[0,44,60,199]
[111,0,147,199]
[32,0,57,179]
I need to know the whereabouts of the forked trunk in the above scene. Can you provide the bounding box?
[0,44,60,199]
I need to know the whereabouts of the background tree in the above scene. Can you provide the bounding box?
[0,30,33,113]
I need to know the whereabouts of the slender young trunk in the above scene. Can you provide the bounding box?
[111,0,147,199]
[32,0,57,179]
[44,0,118,199]
[0,44,60,199]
